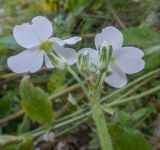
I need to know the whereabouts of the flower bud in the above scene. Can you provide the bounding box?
[98,41,113,72]
[40,41,67,70]
[49,51,67,70]
[77,51,90,77]
[89,63,97,75]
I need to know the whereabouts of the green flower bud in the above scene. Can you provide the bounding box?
[77,51,90,77]
[89,63,97,75]
[49,51,67,70]
[98,41,113,72]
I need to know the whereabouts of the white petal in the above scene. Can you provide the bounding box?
[44,54,55,68]
[13,24,40,48]
[95,26,123,50]
[53,43,78,65]
[63,37,82,45]
[115,47,145,74]
[114,46,144,58]
[7,47,44,73]
[115,60,145,74]
[78,48,99,65]
[13,16,53,48]
[49,36,81,46]
[49,37,65,46]
[32,16,53,40]
[104,65,127,88]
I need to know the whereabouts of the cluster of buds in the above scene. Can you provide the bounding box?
[77,51,97,79]
[77,41,113,79]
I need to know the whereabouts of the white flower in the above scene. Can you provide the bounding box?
[78,26,145,88]
[7,16,81,73]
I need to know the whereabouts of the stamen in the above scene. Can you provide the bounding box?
[39,40,53,52]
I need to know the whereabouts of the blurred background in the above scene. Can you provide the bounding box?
[0,0,160,149]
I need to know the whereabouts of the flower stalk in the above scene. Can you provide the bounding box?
[89,87,113,150]
[65,64,113,150]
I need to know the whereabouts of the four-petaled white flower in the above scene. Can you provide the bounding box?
[78,26,145,88]
[7,16,81,73]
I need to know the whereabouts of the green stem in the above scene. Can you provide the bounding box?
[90,92,113,150]
[95,71,106,93]
[66,65,113,150]
[107,85,160,107]
[56,117,88,137]
[66,65,90,99]
[14,111,91,147]
[112,76,154,102]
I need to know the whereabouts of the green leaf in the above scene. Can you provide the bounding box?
[68,93,78,106]
[114,110,132,126]
[101,106,115,115]
[20,76,53,124]
[123,27,160,77]
[89,133,101,150]
[143,51,160,73]
[123,27,160,49]
[18,135,33,150]
[133,51,160,77]
[47,70,66,93]
[145,45,160,55]
[17,116,31,134]
[0,95,11,118]
[132,108,150,121]
[1,145,16,150]
[109,124,153,150]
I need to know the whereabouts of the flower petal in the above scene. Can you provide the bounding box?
[95,26,123,50]
[63,36,82,45]
[44,54,55,68]
[32,16,53,41]
[104,65,127,88]
[115,47,145,74]
[53,43,78,65]
[114,46,144,58]
[7,47,44,73]
[49,37,65,46]
[13,16,53,48]
[49,36,82,46]
[78,48,99,65]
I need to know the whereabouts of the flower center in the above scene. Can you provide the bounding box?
[39,40,53,52]
[39,40,67,70]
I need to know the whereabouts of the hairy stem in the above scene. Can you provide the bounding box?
[95,71,106,93]
[90,91,113,150]
[66,65,113,150]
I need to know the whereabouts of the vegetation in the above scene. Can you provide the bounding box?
[0,0,160,149]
